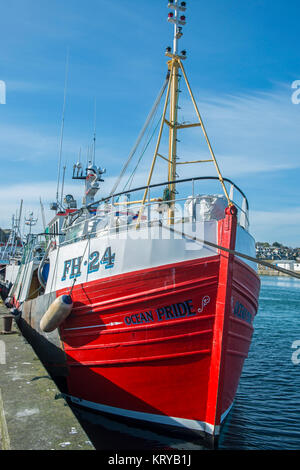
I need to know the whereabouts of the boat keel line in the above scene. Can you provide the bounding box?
[64,394,234,436]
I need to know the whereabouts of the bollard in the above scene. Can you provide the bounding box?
[2,315,13,334]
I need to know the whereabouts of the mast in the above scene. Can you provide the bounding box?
[166,0,186,223]
[56,50,69,209]
[2,200,23,261]
[25,212,38,238]
[136,1,232,228]
[13,199,23,256]
[40,197,46,233]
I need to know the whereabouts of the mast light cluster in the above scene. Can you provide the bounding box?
[168,1,187,11]
[168,13,186,25]
[166,0,187,58]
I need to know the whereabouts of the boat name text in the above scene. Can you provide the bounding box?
[124,297,210,326]
[61,247,115,281]
[233,300,252,324]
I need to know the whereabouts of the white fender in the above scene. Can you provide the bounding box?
[40,295,73,333]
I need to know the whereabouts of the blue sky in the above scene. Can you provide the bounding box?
[0,0,299,246]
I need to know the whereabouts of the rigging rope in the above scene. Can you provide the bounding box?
[122,113,163,192]
[69,237,90,297]
[161,223,300,280]
[109,74,170,197]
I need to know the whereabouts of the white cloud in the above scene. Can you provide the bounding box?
[0,181,79,233]
[0,177,122,233]
[0,122,80,162]
[176,83,300,176]
[6,80,59,94]
[1,83,299,247]
[0,179,299,247]
[250,208,300,247]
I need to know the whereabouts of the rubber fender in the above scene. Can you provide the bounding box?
[4,298,13,309]
[40,295,73,333]
[10,307,21,319]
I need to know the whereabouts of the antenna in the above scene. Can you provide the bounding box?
[1,200,23,261]
[17,199,23,249]
[136,0,232,228]
[39,197,46,232]
[56,49,69,207]
[60,164,67,208]
[25,212,38,237]
[12,200,23,257]
[93,98,97,165]
[86,145,90,168]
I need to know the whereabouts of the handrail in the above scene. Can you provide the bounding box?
[59,176,250,243]
[61,201,249,250]
[84,176,249,212]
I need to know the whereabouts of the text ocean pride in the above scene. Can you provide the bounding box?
[123,297,210,326]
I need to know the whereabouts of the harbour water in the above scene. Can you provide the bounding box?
[71,276,300,450]
[219,275,300,450]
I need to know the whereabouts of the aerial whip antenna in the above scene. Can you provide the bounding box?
[60,164,67,207]
[93,98,97,165]
[56,49,69,208]
[39,197,46,232]
[109,76,170,197]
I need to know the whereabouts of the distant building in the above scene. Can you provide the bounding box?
[256,242,299,262]
[276,260,300,272]
[258,259,300,277]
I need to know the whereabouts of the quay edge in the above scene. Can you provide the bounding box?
[0,302,94,451]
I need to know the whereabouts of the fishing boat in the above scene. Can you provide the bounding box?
[0,201,24,300]
[6,1,260,446]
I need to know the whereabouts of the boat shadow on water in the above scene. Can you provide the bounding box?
[69,405,210,451]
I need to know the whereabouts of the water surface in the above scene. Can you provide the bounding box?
[72,276,300,450]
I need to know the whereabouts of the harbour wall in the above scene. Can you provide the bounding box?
[258,261,300,277]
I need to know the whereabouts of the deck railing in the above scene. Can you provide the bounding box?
[60,176,249,246]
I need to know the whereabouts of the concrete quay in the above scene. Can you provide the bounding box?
[0,302,94,450]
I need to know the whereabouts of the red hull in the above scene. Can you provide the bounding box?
[58,211,260,437]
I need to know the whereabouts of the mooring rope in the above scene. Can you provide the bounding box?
[68,237,90,297]
[161,223,300,280]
